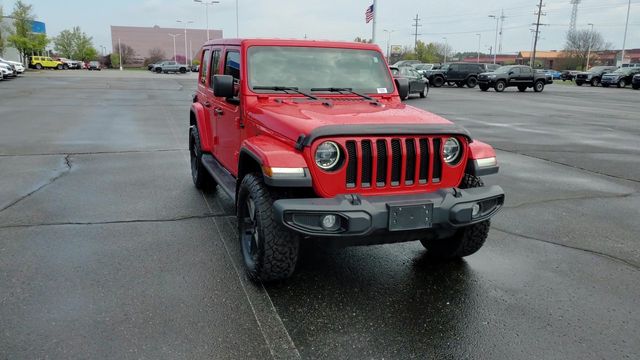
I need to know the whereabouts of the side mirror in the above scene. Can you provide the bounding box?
[395,78,409,100]
[213,74,235,98]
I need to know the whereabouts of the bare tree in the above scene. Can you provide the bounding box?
[564,29,609,70]
[113,42,136,65]
[145,48,166,66]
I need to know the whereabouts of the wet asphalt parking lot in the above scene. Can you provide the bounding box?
[0,70,639,359]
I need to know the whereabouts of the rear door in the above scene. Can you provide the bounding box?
[520,67,533,84]
[213,47,242,174]
[508,67,521,85]
[447,64,460,81]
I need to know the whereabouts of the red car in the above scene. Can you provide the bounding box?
[189,39,504,281]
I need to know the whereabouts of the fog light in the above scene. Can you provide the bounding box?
[472,203,481,217]
[321,214,338,230]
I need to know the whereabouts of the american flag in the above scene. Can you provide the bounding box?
[365,4,374,23]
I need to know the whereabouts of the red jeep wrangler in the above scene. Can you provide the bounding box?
[190,39,505,281]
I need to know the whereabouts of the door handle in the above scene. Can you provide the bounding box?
[214,108,224,115]
[203,101,211,108]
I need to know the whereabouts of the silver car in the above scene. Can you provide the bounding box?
[152,61,188,74]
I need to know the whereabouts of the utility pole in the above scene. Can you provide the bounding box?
[476,33,481,63]
[193,0,220,41]
[586,23,594,69]
[498,9,506,54]
[488,14,499,64]
[621,0,631,66]
[412,14,422,52]
[532,0,546,68]
[168,34,181,61]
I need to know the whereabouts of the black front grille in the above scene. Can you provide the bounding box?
[344,137,449,189]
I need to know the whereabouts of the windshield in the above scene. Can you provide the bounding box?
[248,46,394,94]
[494,66,513,73]
[589,66,610,72]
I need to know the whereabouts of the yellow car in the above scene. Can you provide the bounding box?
[30,56,64,70]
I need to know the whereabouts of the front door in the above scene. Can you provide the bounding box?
[213,47,242,175]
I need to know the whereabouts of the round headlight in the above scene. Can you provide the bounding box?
[442,137,461,164]
[315,141,341,170]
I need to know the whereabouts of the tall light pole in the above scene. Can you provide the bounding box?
[383,29,395,59]
[176,20,194,65]
[118,38,123,71]
[193,0,220,41]
[489,14,499,64]
[235,0,239,37]
[476,33,481,63]
[442,37,448,64]
[620,0,631,66]
[99,45,106,57]
[168,33,181,61]
[586,23,594,70]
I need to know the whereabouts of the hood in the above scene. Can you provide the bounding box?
[247,98,455,143]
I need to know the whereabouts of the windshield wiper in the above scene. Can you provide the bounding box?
[310,87,380,105]
[253,86,318,100]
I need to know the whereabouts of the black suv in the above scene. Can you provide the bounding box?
[600,67,640,88]
[478,65,548,92]
[575,66,618,87]
[424,62,496,88]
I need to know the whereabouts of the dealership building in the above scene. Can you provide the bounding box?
[110,25,222,65]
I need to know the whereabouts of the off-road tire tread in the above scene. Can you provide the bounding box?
[190,127,217,191]
[239,174,299,282]
[420,174,490,259]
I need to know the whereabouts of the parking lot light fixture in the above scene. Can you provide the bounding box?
[442,37,448,64]
[168,33,182,62]
[383,29,395,59]
[193,0,220,41]
[476,34,481,63]
[177,20,194,66]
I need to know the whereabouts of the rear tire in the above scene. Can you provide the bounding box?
[155,67,162,73]
[591,78,600,87]
[534,80,545,92]
[617,79,626,88]
[189,127,217,191]
[237,174,300,282]
[466,77,478,88]
[420,174,489,259]
[494,80,506,92]
[179,67,187,74]
[419,85,428,98]
[57,64,63,70]
[35,63,42,70]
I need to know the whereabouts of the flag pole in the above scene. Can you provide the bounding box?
[371,0,377,43]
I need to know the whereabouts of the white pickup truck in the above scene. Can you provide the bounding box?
[151,61,188,74]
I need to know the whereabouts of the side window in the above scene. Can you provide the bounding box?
[224,50,241,96]
[449,64,459,72]
[200,49,210,85]
[521,67,532,75]
[209,49,221,89]
[510,68,520,75]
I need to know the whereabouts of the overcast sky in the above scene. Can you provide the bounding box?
[3,0,639,55]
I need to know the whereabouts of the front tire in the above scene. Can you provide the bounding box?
[155,67,162,73]
[494,80,506,92]
[420,174,490,259]
[189,127,217,191]
[618,79,626,88]
[238,174,300,281]
[591,78,600,87]
[432,76,444,88]
[419,85,428,98]
[35,63,43,70]
[179,67,187,74]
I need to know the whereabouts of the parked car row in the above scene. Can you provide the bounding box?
[0,57,25,81]
[574,66,640,88]
[28,56,103,70]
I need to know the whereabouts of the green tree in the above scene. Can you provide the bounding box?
[7,0,49,62]
[54,26,98,61]
[0,5,7,56]
[110,53,120,68]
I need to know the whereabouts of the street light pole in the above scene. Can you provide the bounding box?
[489,15,499,64]
[442,37,448,64]
[177,20,194,65]
[168,34,181,61]
[193,0,220,41]
[383,29,394,59]
[620,0,631,66]
[236,0,239,37]
[586,23,594,70]
[476,33,481,63]
[118,38,123,71]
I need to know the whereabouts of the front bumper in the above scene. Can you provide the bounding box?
[273,186,504,238]
[601,78,618,85]
[478,79,496,86]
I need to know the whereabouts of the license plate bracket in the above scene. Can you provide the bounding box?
[388,203,433,231]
